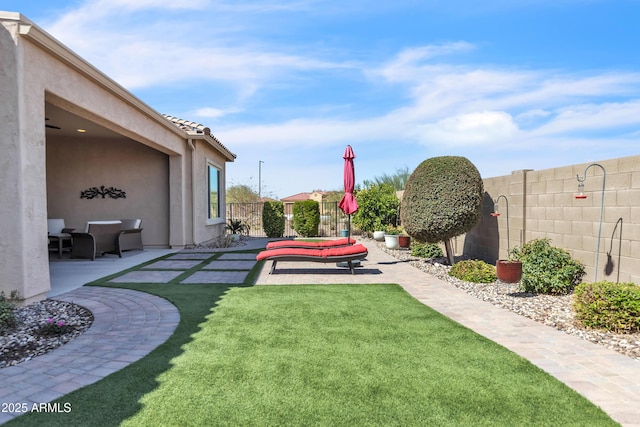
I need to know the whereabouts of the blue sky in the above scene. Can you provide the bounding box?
[3,0,640,199]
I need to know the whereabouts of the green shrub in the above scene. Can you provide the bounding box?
[410,242,444,259]
[0,291,18,332]
[292,200,320,237]
[510,238,585,294]
[574,281,640,333]
[352,183,399,233]
[262,201,285,238]
[448,260,497,283]
[400,156,483,244]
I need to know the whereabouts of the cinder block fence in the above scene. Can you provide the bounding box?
[462,154,640,284]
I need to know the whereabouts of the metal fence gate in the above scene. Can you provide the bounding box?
[226,202,348,238]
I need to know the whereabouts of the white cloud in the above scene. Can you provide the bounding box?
[413,111,519,146]
[43,0,353,97]
[532,100,640,136]
[191,107,244,118]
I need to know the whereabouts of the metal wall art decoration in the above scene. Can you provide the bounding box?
[81,185,126,199]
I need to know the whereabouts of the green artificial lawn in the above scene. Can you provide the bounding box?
[9,258,616,426]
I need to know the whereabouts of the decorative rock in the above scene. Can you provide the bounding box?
[0,299,93,369]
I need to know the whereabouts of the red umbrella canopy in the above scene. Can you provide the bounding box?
[338,145,359,215]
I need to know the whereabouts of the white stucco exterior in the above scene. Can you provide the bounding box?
[0,12,235,303]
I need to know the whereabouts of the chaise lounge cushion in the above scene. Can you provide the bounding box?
[256,243,368,274]
[266,237,356,250]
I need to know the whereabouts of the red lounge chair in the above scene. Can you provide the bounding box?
[265,237,356,250]
[256,243,368,275]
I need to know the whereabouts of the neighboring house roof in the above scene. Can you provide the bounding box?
[281,191,331,202]
[163,115,236,161]
[281,192,313,202]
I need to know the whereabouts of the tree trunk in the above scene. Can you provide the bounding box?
[444,239,455,265]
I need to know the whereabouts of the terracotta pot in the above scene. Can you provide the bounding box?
[496,260,522,283]
[398,235,411,248]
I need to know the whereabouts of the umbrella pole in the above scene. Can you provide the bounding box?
[347,214,351,244]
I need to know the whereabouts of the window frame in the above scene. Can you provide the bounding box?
[207,160,222,224]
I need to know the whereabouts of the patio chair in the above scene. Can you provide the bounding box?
[71,221,123,260]
[47,218,74,258]
[265,237,356,250]
[118,218,143,252]
[256,243,368,275]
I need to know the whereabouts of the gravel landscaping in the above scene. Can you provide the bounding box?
[1,299,93,368]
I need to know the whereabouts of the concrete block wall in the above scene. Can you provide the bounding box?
[465,154,640,284]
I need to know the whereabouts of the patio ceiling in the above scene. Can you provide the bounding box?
[45,102,124,139]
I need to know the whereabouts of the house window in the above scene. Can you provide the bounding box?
[208,163,220,219]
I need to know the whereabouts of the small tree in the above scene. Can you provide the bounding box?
[352,183,399,233]
[226,184,259,203]
[292,200,320,237]
[262,201,285,238]
[401,156,484,265]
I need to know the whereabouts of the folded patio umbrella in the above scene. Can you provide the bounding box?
[338,145,358,243]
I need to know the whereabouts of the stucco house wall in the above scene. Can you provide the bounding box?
[0,12,235,303]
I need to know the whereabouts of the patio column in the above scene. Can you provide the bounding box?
[0,19,51,303]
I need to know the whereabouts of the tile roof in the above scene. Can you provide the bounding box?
[281,192,312,202]
[163,115,236,160]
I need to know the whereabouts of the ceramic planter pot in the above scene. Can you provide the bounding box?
[384,234,400,249]
[398,235,411,248]
[496,260,522,283]
[373,230,385,241]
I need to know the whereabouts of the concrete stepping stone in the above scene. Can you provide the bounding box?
[180,271,248,284]
[203,260,257,270]
[166,253,213,260]
[142,260,202,269]
[109,270,185,283]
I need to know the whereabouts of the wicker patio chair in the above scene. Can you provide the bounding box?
[71,221,123,260]
[118,218,143,252]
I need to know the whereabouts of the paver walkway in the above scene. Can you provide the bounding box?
[256,239,640,427]
[2,237,640,426]
[0,287,179,424]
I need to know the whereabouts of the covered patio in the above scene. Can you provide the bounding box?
[1,12,236,303]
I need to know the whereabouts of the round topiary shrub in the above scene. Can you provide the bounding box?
[401,156,483,244]
[510,238,585,294]
[448,260,497,283]
[262,201,285,238]
[573,281,640,333]
[292,200,320,237]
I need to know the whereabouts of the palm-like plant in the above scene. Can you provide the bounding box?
[226,219,249,235]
